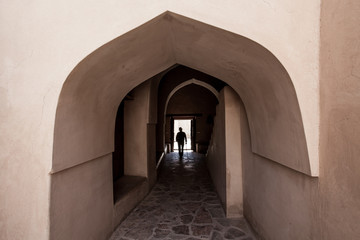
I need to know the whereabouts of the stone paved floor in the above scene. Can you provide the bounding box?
[109,152,256,240]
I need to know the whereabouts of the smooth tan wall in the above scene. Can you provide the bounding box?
[319,1,360,239]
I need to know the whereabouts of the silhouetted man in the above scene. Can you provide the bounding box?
[176,127,187,157]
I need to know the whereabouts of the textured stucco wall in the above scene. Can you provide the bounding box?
[319,1,360,239]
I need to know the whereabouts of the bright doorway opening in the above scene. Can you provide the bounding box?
[174,119,192,151]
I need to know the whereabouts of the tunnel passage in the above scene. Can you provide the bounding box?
[53,11,313,176]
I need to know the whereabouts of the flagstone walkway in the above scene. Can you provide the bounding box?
[109,152,256,240]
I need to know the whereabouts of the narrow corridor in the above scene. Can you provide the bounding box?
[109,152,255,240]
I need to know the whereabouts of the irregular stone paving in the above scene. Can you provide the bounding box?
[110,152,256,240]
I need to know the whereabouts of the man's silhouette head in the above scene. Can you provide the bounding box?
[179,127,182,132]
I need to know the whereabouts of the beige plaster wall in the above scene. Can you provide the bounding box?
[319,1,360,239]
[0,158,50,240]
[50,154,113,240]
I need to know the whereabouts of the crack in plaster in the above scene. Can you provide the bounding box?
[350,42,360,79]
[261,0,275,11]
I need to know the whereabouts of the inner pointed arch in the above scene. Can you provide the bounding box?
[165,78,220,113]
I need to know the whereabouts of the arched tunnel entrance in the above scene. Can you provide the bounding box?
[50,12,314,240]
[111,65,247,236]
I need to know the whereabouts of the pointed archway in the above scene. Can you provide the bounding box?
[53,11,314,175]
[50,11,317,239]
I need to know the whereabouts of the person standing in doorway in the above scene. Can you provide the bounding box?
[176,127,187,157]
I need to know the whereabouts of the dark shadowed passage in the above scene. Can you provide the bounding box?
[109,152,256,240]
